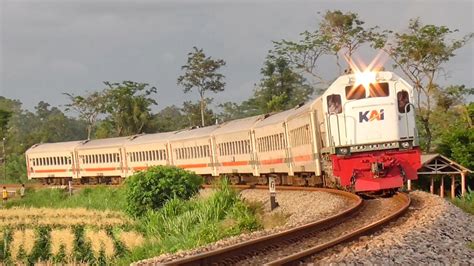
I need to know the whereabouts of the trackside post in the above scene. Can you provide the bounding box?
[269,176,279,211]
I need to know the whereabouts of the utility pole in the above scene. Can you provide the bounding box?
[2,138,5,181]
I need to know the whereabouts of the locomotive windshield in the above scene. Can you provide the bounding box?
[345,82,389,100]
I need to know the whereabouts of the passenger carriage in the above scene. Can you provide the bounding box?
[212,115,263,183]
[168,126,219,178]
[124,132,175,175]
[25,141,83,184]
[75,137,130,183]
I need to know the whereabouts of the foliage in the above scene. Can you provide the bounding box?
[28,226,52,263]
[182,99,217,127]
[103,81,158,137]
[273,9,378,82]
[452,188,474,215]
[254,56,314,113]
[124,166,203,217]
[378,18,473,152]
[64,90,107,140]
[6,186,127,212]
[151,105,188,132]
[177,47,226,127]
[120,179,261,264]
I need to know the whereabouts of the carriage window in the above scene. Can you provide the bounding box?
[327,94,342,114]
[369,82,389,97]
[397,90,411,113]
[345,85,366,100]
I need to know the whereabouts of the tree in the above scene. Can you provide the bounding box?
[181,100,217,128]
[64,91,106,140]
[151,105,188,132]
[378,18,473,152]
[273,10,378,82]
[103,81,157,136]
[319,10,378,73]
[0,109,12,137]
[177,47,226,127]
[248,56,314,114]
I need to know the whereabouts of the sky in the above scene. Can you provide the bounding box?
[0,0,473,112]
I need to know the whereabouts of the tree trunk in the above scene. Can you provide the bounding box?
[87,124,92,140]
[200,97,205,127]
[422,118,432,152]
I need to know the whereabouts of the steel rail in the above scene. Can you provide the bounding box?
[163,188,363,266]
[266,192,411,265]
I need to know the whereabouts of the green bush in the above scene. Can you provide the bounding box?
[452,187,474,215]
[124,166,203,217]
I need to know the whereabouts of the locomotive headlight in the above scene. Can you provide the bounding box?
[355,71,376,88]
[400,141,411,149]
[336,147,350,156]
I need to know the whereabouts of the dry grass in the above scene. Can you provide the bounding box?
[85,229,115,257]
[0,207,131,228]
[50,228,74,256]
[119,231,145,250]
[10,229,35,259]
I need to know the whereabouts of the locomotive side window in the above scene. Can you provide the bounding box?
[397,90,411,113]
[345,85,366,100]
[369,83,389,97]
[327,94,342,114]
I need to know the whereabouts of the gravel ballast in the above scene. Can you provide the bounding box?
[312,190,474,264]
[135,188,353,264]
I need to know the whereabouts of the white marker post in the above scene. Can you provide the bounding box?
[269,176,278,211]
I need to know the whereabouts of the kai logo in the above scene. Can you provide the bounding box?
[359,109,384,123]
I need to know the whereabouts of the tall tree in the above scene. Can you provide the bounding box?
[151,105,188,132]
[64,91,106,140]
[181,100,217,128]
[103,81,157,136]
[251,56,314,114]
[377,18,473,152]
[177,47,226,127]
[273,10,378,82]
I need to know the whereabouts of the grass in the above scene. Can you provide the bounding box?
[118,180,262,264]
[452,188,474,215]
[5,186,127,211]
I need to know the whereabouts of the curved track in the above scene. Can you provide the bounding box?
[163,190,410,266]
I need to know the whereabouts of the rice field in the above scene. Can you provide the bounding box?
[0,207,143,265]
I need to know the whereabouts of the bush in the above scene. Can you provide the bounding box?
[452,187,474,215]
[124,166,203,217]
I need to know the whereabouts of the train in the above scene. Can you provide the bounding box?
[25,70,422,192]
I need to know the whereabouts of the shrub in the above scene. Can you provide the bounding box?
[28,226,52,263]
[452,187,474,215]
[124,166,203,217]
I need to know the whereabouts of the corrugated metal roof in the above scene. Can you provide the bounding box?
[25,140,84,154]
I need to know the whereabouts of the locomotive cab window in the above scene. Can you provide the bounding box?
[397,90,411,113]
[345,85,366,100]
[327,94,342,114]
[369,83,389,98]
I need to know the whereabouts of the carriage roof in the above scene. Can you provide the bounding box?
[253,103,311,128]
[212,115,263,135]
[168,125,219,141]
[126,131,177,145]
[25,140,84,154]
[78,136,131,149]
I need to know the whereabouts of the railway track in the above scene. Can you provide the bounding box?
[163,191,410,266]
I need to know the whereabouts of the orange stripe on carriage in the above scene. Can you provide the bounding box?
[293,154,313,162]
[133,166,148,171]
[260,158,285,165]
[34,169,68,173]
[83,167,118,172]
[221,161,249,167]
[177,163,209,169]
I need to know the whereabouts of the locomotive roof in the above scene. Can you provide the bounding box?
[168,125,219,141]
[212,115,263,135]
[25,140,84,154]
[126,131,177,145]
[254,103,311,128]
[78,136,131,149]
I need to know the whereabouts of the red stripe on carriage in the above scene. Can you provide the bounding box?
[260,158,285,165]
[221,161,249,166]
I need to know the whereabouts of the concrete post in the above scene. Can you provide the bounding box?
[430,177,434,194]
[451,175,455,199]
[440,176,444,198]
[461,172,466,197]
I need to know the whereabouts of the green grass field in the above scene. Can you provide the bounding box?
[452,188,474,215]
